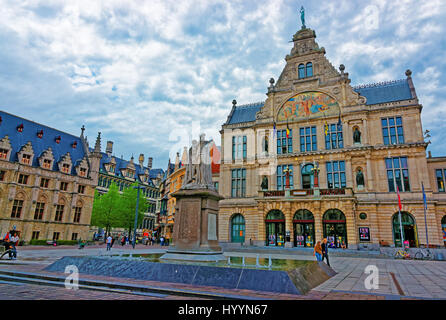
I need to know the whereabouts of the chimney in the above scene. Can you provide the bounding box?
[406,69,418,99]
[106,141,113,157]
[138,153,144,167]
[428,151,432,158]
[147,157,153,170]
[174,152,180,170]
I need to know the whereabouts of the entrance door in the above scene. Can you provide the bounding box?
[323,209,347,248]
[231,214,245,243]
[265,210,285,247]
[393,212,418,247]
[293,209,315,247]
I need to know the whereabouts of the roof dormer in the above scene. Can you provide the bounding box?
[58,152,72,174]
[18,141,34,166]
[0,136,12,161]
[39,147,54,170]
[75,156,89,178]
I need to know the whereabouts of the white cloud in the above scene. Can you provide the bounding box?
[0,0,445,166]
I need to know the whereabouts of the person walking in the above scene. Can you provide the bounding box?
[106,234,113,251]
[160,235,165,246]
[321,238,330,267]
[313,241,322,261]
[125,235,129,245]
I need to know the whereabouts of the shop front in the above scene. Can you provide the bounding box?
[265,210,285,247]
[293,209,315,247]
[323,209,347,248]
[442,216,446,247]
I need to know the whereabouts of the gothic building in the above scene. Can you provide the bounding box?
[219,25,446,249]
[95,140,164,233]
[0,110,101,242]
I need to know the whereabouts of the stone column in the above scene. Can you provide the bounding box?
[366,155,373,191]
[285,202,293,248]
[314,202,323,242]
[345,157,353,188]
[362,118,368,145]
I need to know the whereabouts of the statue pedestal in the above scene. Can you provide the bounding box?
[313,187,320,197]
[161,187,226,262]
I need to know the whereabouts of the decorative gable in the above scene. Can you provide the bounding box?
[17,141,34,165]
[58,152,72,174]
[122,160,136,180]
[104,157,116,174]
[75,156,89,178]
[39,147,54,170]
[0,135,12,161]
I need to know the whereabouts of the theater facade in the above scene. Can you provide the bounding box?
[218,26,446,249]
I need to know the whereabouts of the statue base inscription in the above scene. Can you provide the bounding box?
[161,187,225,262]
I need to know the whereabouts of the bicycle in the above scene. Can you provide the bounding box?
[0,241,15,260]
[414,248,435,260]
[394,248,411,259]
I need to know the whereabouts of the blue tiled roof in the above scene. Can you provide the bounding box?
[0,110,86,175]
[353,79,413,105]
[227,102,264,124]
[99,152,163,185]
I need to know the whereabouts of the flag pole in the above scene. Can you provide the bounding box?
[422,182,429,248]
[397,185,404,248]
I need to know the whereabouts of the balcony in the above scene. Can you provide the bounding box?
[259,188,354,198]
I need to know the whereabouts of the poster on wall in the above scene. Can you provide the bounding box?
[359,227,370,242]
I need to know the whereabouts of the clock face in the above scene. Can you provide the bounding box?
[277,91,339,122]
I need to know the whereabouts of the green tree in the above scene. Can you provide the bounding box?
[118,183,146,239]
[90,182,123,236]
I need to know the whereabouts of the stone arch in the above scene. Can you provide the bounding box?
[392,211,419,247]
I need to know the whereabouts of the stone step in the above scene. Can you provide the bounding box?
[0,269,258,300]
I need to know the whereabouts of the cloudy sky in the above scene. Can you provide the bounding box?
[1,0,445,169]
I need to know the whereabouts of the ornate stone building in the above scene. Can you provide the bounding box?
[0,110,101,242]
[219,26,446,249]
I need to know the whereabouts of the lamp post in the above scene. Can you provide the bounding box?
[132,185,145,249]
[283,166,292,189]
[311,164,320,188]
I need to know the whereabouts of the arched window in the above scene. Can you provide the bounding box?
[298,64,305,79]
[323,209,346,222]
[231,214,245,243]
[306,62,313,77]
[301,163,314,189]
[293,209,314,222]
[266,210,285,221]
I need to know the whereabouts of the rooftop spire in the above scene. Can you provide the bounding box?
[94,132,101,153]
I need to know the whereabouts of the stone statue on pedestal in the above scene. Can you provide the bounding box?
[162,133,224,262]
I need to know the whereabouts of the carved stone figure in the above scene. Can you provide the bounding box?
[183,134,214,189]
[261,176,268,190]
[353,127,361,144]
[356,169,364,187]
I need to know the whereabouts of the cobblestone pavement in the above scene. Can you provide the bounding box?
[0,282,162,300]
[3,246,445,300]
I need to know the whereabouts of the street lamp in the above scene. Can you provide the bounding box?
[132,184,145,249]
